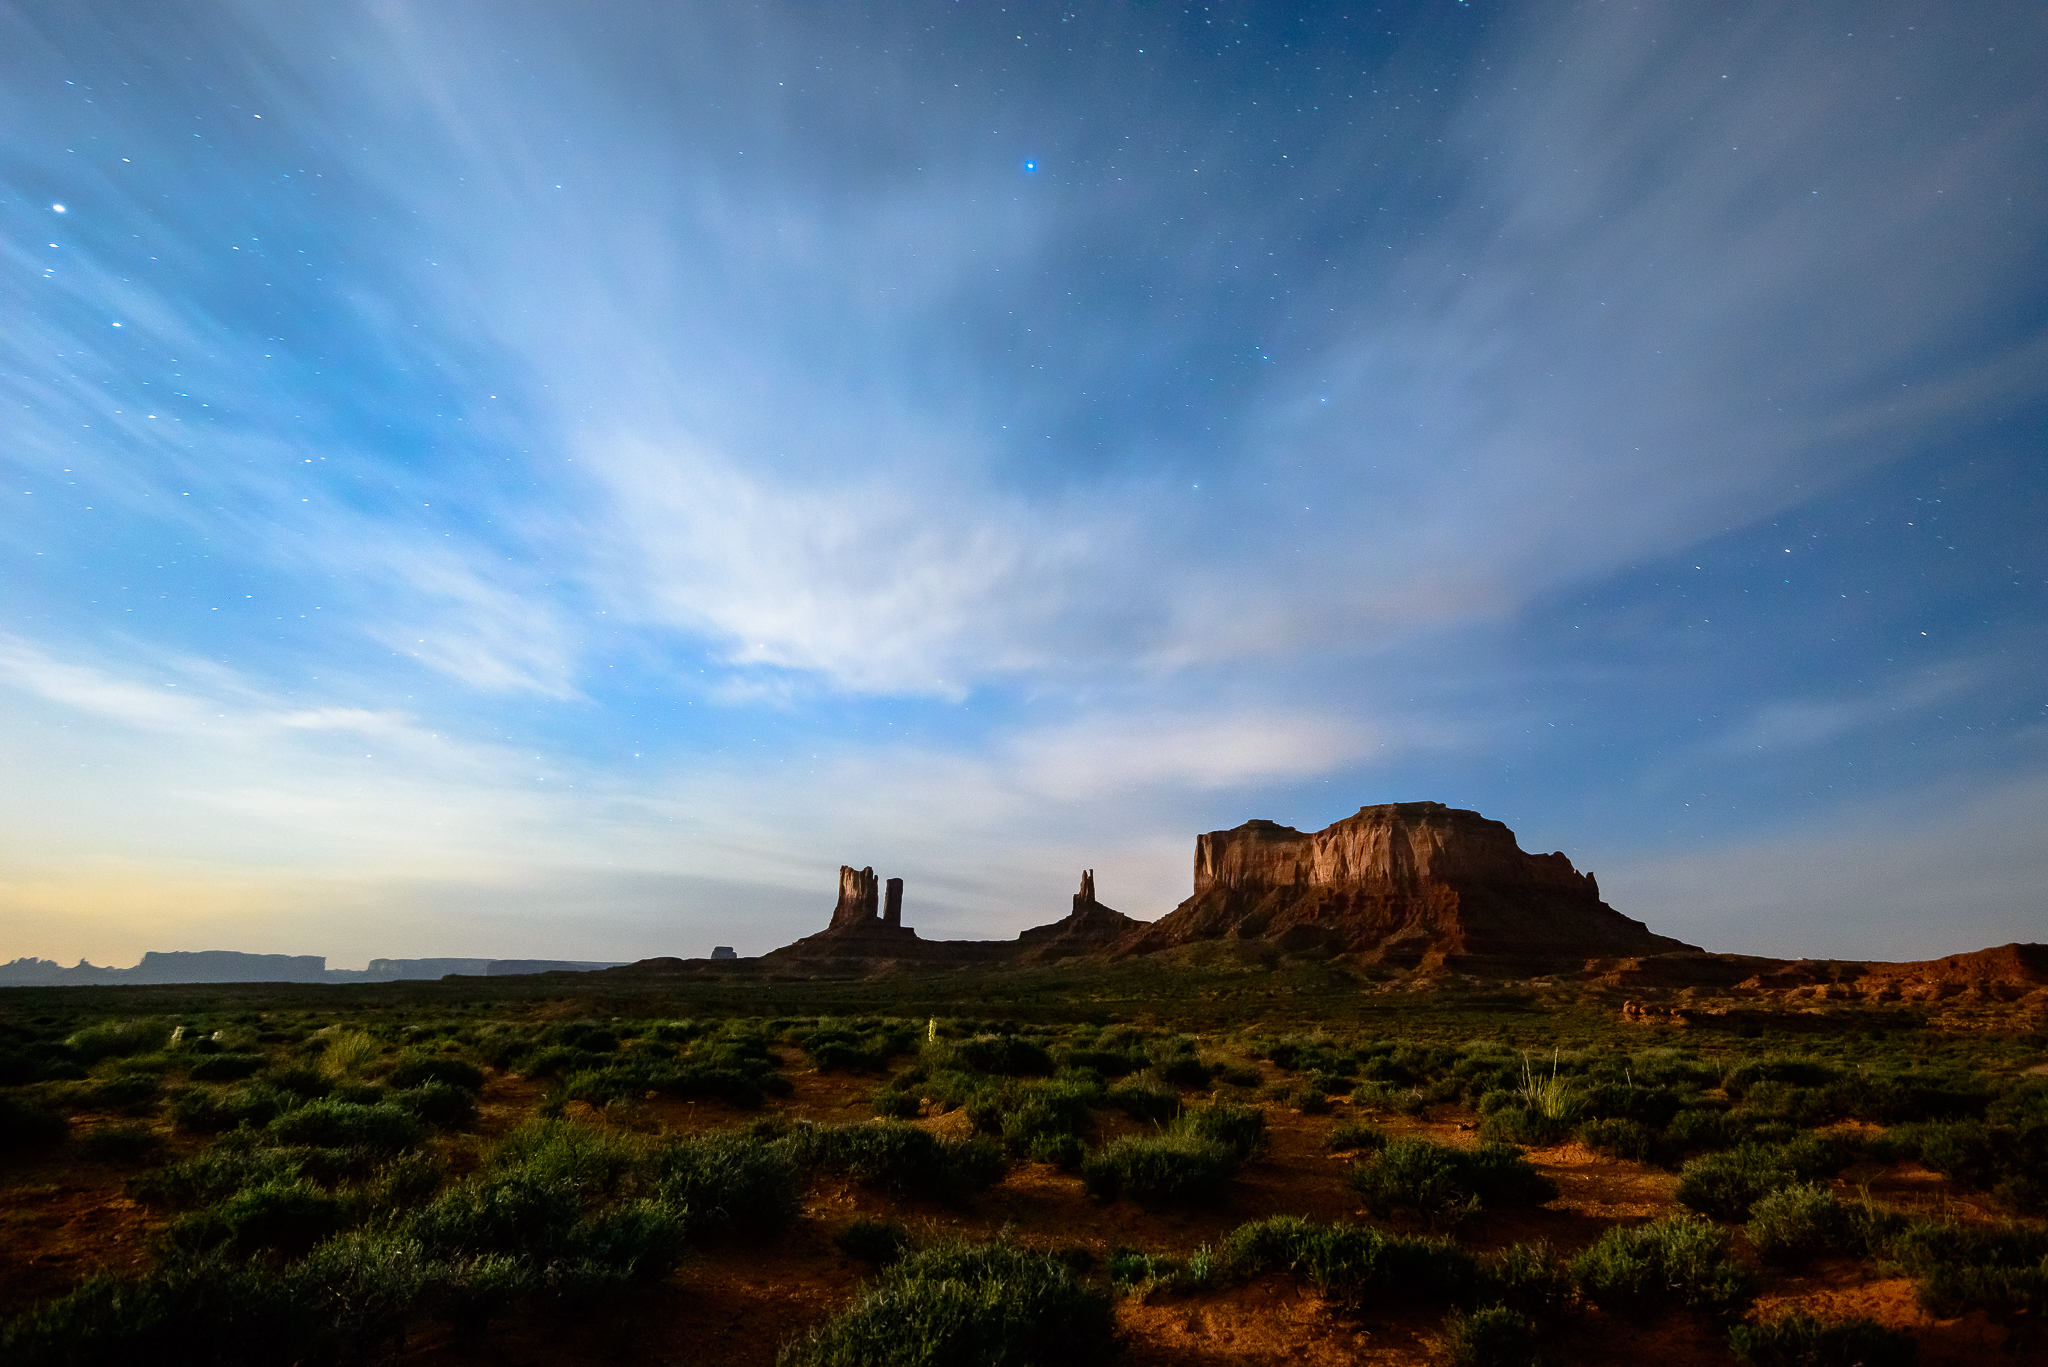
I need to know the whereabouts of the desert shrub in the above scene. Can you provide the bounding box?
[76,1123,163,1164]
[1215,1062,1263,1088]
[1481,1241,1571,1316]
[868,1086,921,1119]
[1628,1048,1721,1089]
[1348,1140,1556,1224]
[1438,1305,1543,1367]
[491,1118,647,1192]
[1481,1105,1573,1145]
[1887,1219,2048,1319]
[657,1131,800,1235]
[1324,1120,1389,1153]
[267,1098,423,1151]
[799,1020,917,1074]
[1665,1106,1742,1153]
[129,1136,311,1207]
[524,1045,610,1079]
[1104,1078,1181,1124]
[996,1076,1103,1156]
[781,1241,1116,1367]
[387,1053,486,1092]
[165,1178,350,1257]
[318,1029,384,1077]
[1055,1046,1142,1078]
[833,1215,911,1266]
[1727,1310,1917,1367]
[1219,1216,1477,1308]
[391,1082,477,1128]
[1676,1137,1848,1220]
[0,1252,316,1367]
[1082,1133,1235,1204]
[786,1122,1006,1199]
[1903,1119,2048,1212]
[1568,1216,1752,1315]
[0,1094,68,1148]
[169,1081,294,1134]
[1178,1100,1266,1160]
[1576,1080,1688,1129]
[376,1150,447,1206]
[1746,1184,1853,1264]
[87,1072,163,1112]
[1579,1117,1657,1163]
[1154,1054,1214,1089]
[66,1020,168,1063]
[187,1053,266,1083]
[1724,1057,1838,1098]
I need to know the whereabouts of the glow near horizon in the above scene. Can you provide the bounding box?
[2,1,2044,970]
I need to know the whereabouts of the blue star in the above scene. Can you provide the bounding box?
[1022,159,1037,173]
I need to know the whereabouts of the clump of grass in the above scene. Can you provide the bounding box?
[1324,1120,1389,1153]
[266,1099,424,1152]
[65,1019,168,1064]
[1568,1215,1753,1315]
[1727,1309,1918,1366]
[832,1215,911,1266]
[1348,1139,1556,1225]
[386,1052,485,1092]
[1745,1184,1853,1264]
[317,1029,384,1078]
[187,1053,266,1083]
[391,1081,477,1128]
[1082,1102,1264,1204]
[780,1241,1116,1367]
[1437,1305,1544,1367]
[1675,1136,1848,1221]
[1103,1078,1181,1124]
[1578,1116,1657,1164]
[784,1121,1007,1200]
[164,1178,352,1257]
[657,1130,801,1235]
[1219,1215,1478,1309]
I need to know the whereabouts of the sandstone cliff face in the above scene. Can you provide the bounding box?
[1118,801,1694,965]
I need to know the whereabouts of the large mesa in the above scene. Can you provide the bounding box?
[1113,800,1696,968]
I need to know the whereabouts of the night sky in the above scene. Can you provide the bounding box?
[5,2,2044,969]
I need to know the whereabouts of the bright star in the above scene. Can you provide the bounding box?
[1022,159,1037,172]
[51,203,65,212]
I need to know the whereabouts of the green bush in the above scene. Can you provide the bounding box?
[1745,1184,1853,1264]
[1727,1310,1917,1366]
[1177,1100,1265,1160]
[780,1242,1116,1367]
[0,1094,68,1149]
[1438,1305,1543,1367]
[833,1215,911,1266]
[267,1099,424,1151]
[1348,1139,1556,1224]
[391,1082,477,1128]
[1887,1219,2048,1319]
[1155,1055,1213,1089]
[786,1122,1006,1199]
[387,1053,486,1092]
[1324,1120,1388,1153]
[165,1178,351,1257]
[658,1131,801,1235]
[1568,1216,1752,1315]
[0,1253,316,1366]
[88,1073,162,1111]
[187,1053,267,1083]
[1103,1079,1180,1124]
[936,1034,1056,1077]
[1219,1215,1477,1309]
[1676,1137,1848,1221]
[169,1081,293,1134]
[66,1020,168,1063]
[1082,1134,1236,1204]
[1578,1117,1657,1163]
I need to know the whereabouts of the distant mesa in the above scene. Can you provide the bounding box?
[711,946,739,961]
[0,951,625,988]
[1117,801,1695,968]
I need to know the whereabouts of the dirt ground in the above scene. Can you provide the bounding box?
[3,1051,2036,1365]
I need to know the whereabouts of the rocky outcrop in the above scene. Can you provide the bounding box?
[1114,801,1695,967]
[1016,871,1148,961]
[769,864,931,961]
